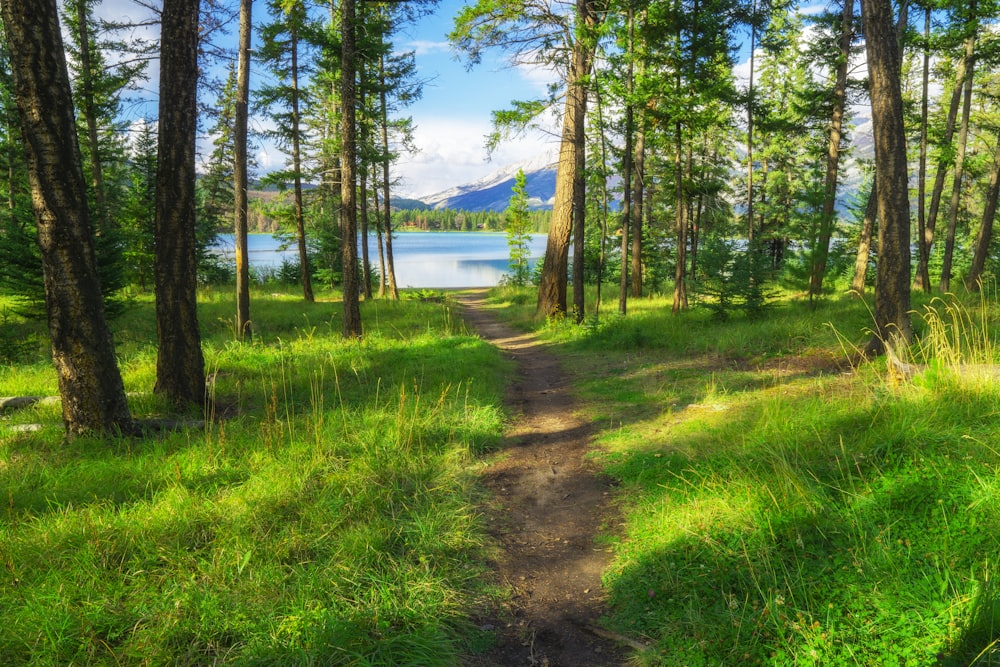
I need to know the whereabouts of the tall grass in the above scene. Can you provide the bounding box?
[0,290,507,665]
[485,290,1000,665]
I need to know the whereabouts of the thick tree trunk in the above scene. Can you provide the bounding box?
[154,0,206,408]
[234,0,252,340]
[809,0,853,300]
[340,0,362,336]
[2,0,132,435]
[862,0,913,355]
[537,0,592,318]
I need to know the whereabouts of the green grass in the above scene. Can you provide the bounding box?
[0,288,507,665]
[484,287,1000,666]
[7,283,1000,665]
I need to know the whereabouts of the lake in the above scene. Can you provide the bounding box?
[211,231,550,288]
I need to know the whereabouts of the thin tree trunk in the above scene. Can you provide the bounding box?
[672,120,688,313]
[939,21,976,293]
[154,0,206,407]
[372,165,387,297]
[358,83,372,301]
[630,123,644,298]
[850,183,877,294]
[915,5,931,292]
[809,0,853,300]
[862,0,913,355]
[919,36,973,290]
[290,25,314,302]
[340,0,362,336]
[234,0,252,340]
[619,99,633,316]
[379,58,399,300]
[966,134,1000,290]
[2,0,132,434]
[746,3,756,242]
[572,121,586,323]
[74,0,107,228]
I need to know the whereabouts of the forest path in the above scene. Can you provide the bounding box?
[457,291,625,667]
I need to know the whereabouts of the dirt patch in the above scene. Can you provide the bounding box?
[457,293,626,667]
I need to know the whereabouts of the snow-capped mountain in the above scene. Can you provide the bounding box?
[417,148,559,212]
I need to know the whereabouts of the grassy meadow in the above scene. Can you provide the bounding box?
[488,286,1000,665]
[3,283,1000,665]
[0,288,508,665]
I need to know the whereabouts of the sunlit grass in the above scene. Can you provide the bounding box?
[484,289,1000,666]
[0,288,507,665]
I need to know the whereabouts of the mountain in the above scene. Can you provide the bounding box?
[414,149,559,212]
[397,115,875,214]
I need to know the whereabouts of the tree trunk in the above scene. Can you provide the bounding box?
[290,24,314,303]
[340,0,362,336]
[572,115,586,323]
[2,0,132,435]
[73,0,107,228]
[672,121,688,314]
[862,0,913,355]
[630,123,645,298]
[234,0,252,340]
[850,183,877,294]
[379,59,400,300]
[966,134,1000,290]
[537,0,592,318]
[939,22,976,293]
[154,0,206,408]
[915,5,931,292]
[618,100,633,316]
[359,84,373,301]
[916,34,973,291]
[746,7,756,242]
[808,0,853,300]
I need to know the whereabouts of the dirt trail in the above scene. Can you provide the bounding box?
[457,292,624,667]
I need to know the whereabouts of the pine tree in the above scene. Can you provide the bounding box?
[505,169,533,286]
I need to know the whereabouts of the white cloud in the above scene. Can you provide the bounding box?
[394,117,557,198]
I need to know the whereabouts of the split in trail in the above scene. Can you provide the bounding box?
[458,292,626,667]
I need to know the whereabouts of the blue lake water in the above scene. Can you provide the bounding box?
[211,231,549,288]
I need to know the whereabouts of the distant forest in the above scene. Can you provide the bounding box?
[245,191,551,235]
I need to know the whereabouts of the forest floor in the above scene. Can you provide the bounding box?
[457,292,626,667]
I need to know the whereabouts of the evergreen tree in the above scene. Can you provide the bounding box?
[505,169,533,286]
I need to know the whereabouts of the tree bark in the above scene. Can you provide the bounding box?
[154,0,206,407]
[809,0,853,300]
[939,17,976,293]
[234,0,252,340]
[966,134,1000,290]
[289,22,314,303]
[915,6,931,292]
[572,111,586,323]
[915,34,973,291]
[340,0,362,336]
[630,124,645,299]
[862,0,913,355]
[537,0,592,318]
[73,0,108,228]
[672,120,688,314]
[379,62,400,300]
[2,0,132,435]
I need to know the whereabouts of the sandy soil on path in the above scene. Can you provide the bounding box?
[457,292,626,667]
